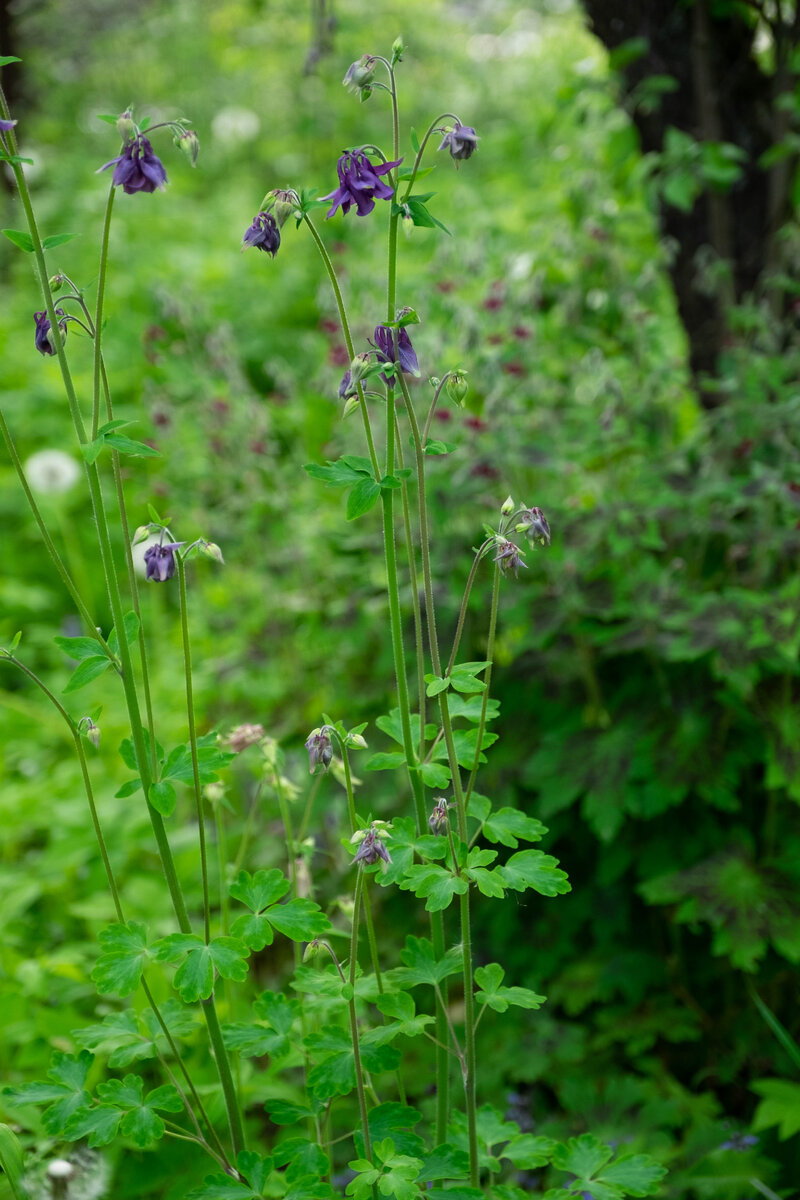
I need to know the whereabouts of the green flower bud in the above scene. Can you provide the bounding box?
[200,540,225,564]
[445,370,469,407]
[49,274,66,293]
[175,129,200,166]
[501,495,514,515]
[116,109,136,141]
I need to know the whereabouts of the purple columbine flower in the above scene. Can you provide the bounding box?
[322,150,402,219]
[353,827,392,866]
[242,211,280,257]
[494,538,527,577]
[305,728,333,774]
[98,134,167,194]
[439,124,479,162]
[143,541,183,582]
[428,797,454,835]
[33,309,67,356]
[0,118,16,132]
[373,325,419,383]
[519,506,551,546]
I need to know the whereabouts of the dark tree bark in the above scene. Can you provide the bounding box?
[582,0,799,402]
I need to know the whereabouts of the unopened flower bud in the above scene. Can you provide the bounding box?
[348,353,371,389]
[342,395,361,419]
[347,732,368,750]
[204,781,226,803]
[175,129,200,166]
[445,371,468,407]
[200,540,225,564]
[501,495,514,516]
[132,524,151,546]
[116,109,136,141]
[49,274,66,293]
[303,939,322,962]
[392,36,404,63]
[305,727,333,774]
[402,215,414,238]
[224,723,266,753]
[265,188,298,230]
[78,716,101,748]
[343,55,376,94]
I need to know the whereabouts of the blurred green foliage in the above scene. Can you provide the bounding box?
[2,0,800,1196]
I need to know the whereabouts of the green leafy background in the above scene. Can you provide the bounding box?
[1,0,799,1196]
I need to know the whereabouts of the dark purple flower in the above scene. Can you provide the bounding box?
[428,797,453,835]
[305,728,332,774]
[98,135,167,194]
[353,827,392,866]
[143,541,183,582]
[373,325,419,383]
[439,124,479,162]
[720,1132,758,1152]
[0,118,16,133]
[33,309,67,356]
[242,211,280,257]
[519,506,551,546]
[322,150,402,219]
[494,538,527,577]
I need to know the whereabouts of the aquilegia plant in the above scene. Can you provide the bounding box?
[0,44,667,1200]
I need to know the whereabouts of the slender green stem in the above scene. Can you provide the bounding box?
[399,113,461,202]
[397,369,479,1184]
[348,869,373,1166]
[302,214,380,479]
[330,731,387,995]
[93,185,115,438]
[233,778,265,874]
[446,542,493,677]
[177,554,211,944]
[201,996,246,1155]
[394,419,426,757]
[0,408,113,658]
[99,356,159,778]
[464,565,500,811]
[8,144,244,1159]
[421,374,453,447]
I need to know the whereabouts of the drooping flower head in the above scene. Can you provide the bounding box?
[33,309,67,356]
[494,538,527,577]
[305,727,333,774]
[517,506,551,547]
[352,823,393,867]
[439,124,479,163]
[342,55,376,96]
[372,324,419,381]
[99,134,167,194]
[428,797,454,836]
[143,541,183,582]
[242,211,281,257]
[322,150,402,219]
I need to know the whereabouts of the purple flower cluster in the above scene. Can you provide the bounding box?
[99,134,167,194]
[322,150,402,218]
